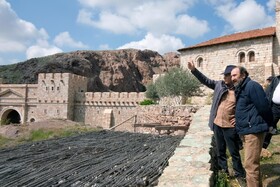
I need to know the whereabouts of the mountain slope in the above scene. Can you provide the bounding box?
[0,49,180,92]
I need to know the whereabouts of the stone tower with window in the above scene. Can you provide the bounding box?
[36,73,88,121]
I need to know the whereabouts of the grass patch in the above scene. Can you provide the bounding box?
[215,171,230,187]
[29,129,55,141]
[0,135,11,147]
[0,125,101,148]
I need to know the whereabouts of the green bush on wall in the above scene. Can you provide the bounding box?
[139,99,156,105]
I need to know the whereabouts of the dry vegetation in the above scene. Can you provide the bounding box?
[0,119,100,148]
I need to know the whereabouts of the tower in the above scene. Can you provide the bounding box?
[36,73,87,121]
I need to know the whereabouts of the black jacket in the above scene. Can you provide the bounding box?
[234,77,272,135]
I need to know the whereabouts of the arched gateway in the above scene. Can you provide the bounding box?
[0,109,21,125]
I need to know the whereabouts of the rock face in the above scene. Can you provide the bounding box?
[0,49,180,92]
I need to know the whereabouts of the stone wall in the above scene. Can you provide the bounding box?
[126,105,198,135]
[0,73,148,127]
[180,37,279,84]
[0,72,201,132]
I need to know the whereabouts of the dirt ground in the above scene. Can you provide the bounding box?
[0,119,83,139]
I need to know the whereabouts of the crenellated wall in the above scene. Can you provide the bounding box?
[0,73,146,128]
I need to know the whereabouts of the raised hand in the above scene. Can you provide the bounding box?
[187,60,195,71]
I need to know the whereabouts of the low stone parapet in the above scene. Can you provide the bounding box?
[157,105,214,186]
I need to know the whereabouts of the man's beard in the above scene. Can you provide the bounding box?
[233,79,243,87]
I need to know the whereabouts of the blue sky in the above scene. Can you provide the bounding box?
[0,0,276,65]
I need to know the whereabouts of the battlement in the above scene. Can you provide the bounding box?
[86,92,144,99]
[75,92,145,106]
[38,73,87,83]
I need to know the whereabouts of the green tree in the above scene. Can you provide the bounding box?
[145,83,159,101]
[149,67,201,104]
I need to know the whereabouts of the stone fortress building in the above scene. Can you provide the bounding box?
[2,1,280,130]
[0,73,145,130]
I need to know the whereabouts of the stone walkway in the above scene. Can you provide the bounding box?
[157,105,213,187]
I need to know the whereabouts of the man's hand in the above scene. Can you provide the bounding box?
[187,60,195,71]
[230,118,235,126]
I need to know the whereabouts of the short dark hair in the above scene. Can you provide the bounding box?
[236,66,249,77]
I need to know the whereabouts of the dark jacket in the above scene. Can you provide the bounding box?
[191,68,229,131]
[234,77,272,135]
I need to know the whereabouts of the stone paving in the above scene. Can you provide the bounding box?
[157,105,213,187]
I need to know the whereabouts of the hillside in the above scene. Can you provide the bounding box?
[0,49,180,92]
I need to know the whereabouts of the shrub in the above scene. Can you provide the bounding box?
[145,67,201,104]
[215,170,230,187]
[145,83,159,101]
[140,99,156,105]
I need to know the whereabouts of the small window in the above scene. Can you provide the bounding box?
[239,52,245,63]
[248,51,255,62]
[197,57,203,67]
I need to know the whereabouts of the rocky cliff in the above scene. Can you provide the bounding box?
[0,49,180,92]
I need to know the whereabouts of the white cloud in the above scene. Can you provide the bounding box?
[77,0,208,37]
[26,40,62,59]
[176,15,209,38]
[0,0,57,64]
[77,10,137,34]
[78,0,151,10]
[214,0,274,32]
[54,32,88,48]
[118,33,184,54]
[0,40,26,52]
[0,0,47,53]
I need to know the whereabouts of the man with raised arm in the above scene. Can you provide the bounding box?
[188,61,246,185]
